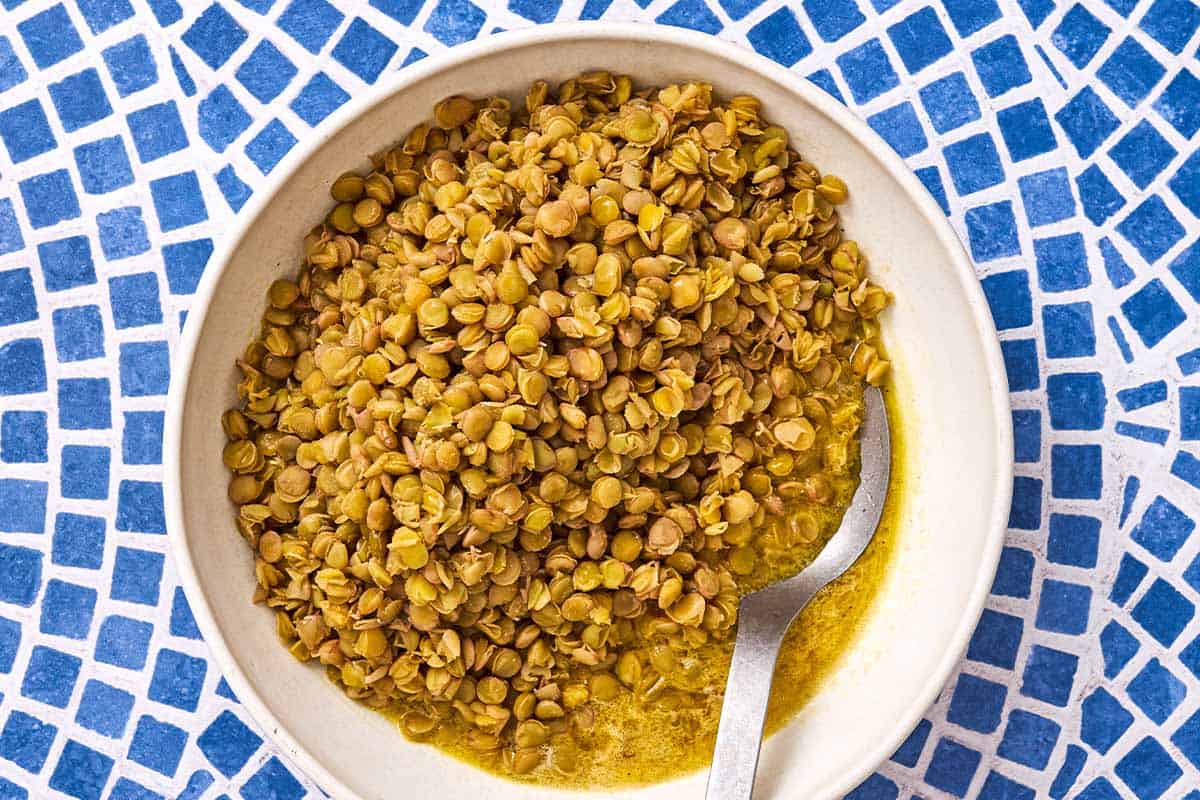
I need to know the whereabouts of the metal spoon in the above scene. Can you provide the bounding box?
[705,385,891,800]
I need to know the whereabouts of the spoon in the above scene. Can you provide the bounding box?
[705,385,891,800]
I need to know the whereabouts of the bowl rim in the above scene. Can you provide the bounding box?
[165,21,1013,799]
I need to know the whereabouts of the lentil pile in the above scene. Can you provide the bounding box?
[223,73,891,784]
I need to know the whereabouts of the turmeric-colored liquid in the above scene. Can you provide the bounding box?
[391,383,905,787]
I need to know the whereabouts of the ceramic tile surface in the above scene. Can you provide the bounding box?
[0,0,1198,797]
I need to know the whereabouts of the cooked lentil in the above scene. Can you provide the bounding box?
[223,73,894,785]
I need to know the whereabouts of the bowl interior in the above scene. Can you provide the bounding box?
[170,26,1010,800]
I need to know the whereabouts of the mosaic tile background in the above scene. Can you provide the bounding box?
[0,0,1198,796]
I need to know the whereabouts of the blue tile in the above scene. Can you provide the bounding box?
[49,741,112,800]
[150,172,208,232]
[0,269,36,327]
[1109,121,1177,190]
[1128,658,1186,724]
[48,69,112,132]
[241,757,305,800]
[981,270,1032,330]
[1082,687,1133,753]
[1103,0,1137,12]
[1036,578,1091,634]
[183,3,248,68]
[0,200,22,256]
[278,0,345,51]
[1009,475,1042,529]
[198,85,252,153]
[924,738,980,797]
[1,410,47,463]
[1118,196,1185,264]
[1051,4,1110,68]
[947,673,1007,733]
[236,40,296,103]
[332,18,397,83]
[198,710,263,777]
[245,119,297,175]
[215,165,252,211]
[149,648,207,711]
[111,547,164,605]
[1139,0,1200,53]
[128,716,188,777]
[0,710,56,773]
[77,0,134,32]
[837,39,900,104]
[920,72,981,133]
[116,480,165,533]
[1097,38,1165,107]
[60,445,110,500]
[1121,279,1185,348]
[169,587,200,639]
[1131,495,1194,562]
[1184,387,1200,438]
[944,133,1005,195]
[163,239,214,295]
[509,0,560,22]
[1117,380,1167,411]
[988,546,1036,597]
[1019,168,1074,226]
[74,137,135,195]
[1012,409,1040,462]
[890,719,932,767]
[425,0,488,44]
[1170,239,1200,305]
[109,779,164,800]
[1174,710,1200,772]
[802,0,865,40]
[1047,513,1100,567]
[0,339,46,396]
[997,99,1056,161]
[978,771,1035,800]
[76,680,134,738]
[1115,737,1182,799]
[97,205,151,261]
[915,166,949,214]
[846,774,899,800]
[868,103,928,157]
[1132,578,1194,646]
[972,35,1032,97]
[1051,443,1101,499]
[1076,164,1125,225]
[748,8,812,66]
[20,170,81,229]
[127,100,188,162]
[0,479,45,533]
[1183,636,1200,680]
[0,37,29,94]
[22,645,81,707]
[1166,153,1200,220]
[95,615,152,670]
[1046,372,1105,430]
[146,0,183,25]
[1055,87,1120,158]
[52,513,105,569]
[967,609,1024,669]
[965,201,1020,261]
[0,99,56,163]
[941,0,1001,35]
[290,72,349,126]
[18,5,84,69]
[109,273,162,329]
[1154,69,1200,138]
[371,0,422,23]
[998,709,1060,769]
[1100,619,1139,677]
[1111,554,1148,606]
[1020,644,1078,706]
[888,7,953,73]
[1044,302,1096,358]
[0,544,41,606]
[1100,238,1134,289]
[170,47,195,96]
[103,35,157,97]
[123,411,164,465]
[58,377,111,431]
[1002,339,1039,392]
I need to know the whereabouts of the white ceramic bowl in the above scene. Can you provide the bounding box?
[166,23,1012,800]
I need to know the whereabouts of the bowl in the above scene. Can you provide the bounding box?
[165,22,1012,800]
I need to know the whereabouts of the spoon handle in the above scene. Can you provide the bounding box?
[704,600,799,800]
